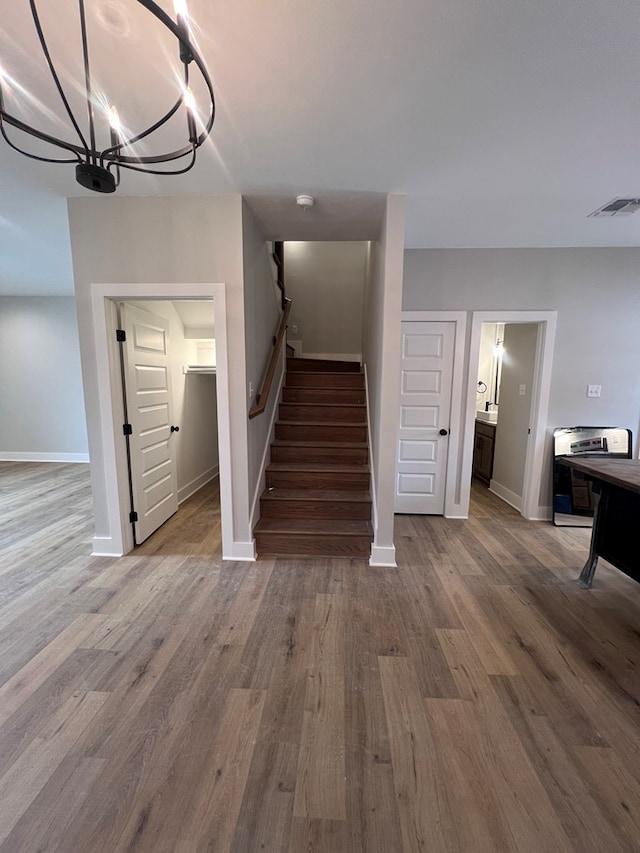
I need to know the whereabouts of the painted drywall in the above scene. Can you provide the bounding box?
[492,323,537,504]
[0,296,88,459]
[128,301,218,502]
[242,200,283,523]
[284,242,367,358]
[476,323,503,412]
[362,195,405,564]
[403,248,640,508]
[68,195,251,551]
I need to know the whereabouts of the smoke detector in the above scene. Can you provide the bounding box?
[588,197,640,217]
[296,194,314,210]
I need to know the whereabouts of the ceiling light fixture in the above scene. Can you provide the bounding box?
[0,0,215,193]
[296,194,314,210]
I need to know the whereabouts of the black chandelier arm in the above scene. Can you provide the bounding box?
[0,120,79,164]
[99,94,185,166]
[28,0,90,151]
[135,0,216,136]
[0,109,84,162]
[113,146,197,177]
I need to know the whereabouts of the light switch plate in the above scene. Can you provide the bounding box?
[587,384,601,398]
[519,384,526,396]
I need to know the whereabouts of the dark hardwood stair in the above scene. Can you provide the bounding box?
[255,358,373,558]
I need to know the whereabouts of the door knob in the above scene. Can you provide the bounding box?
[439,428,449,436]
[170,425,180,433]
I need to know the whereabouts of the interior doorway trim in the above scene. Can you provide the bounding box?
[90,282,235,558]
[463,310,557,520]
[400,311,467,518]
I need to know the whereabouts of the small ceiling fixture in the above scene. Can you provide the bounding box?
[296,194,314,210]
[0,0,215,193]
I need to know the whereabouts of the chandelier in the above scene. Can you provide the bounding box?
[0,0,215,193]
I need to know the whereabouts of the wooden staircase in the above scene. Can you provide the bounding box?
[254,357,373,558]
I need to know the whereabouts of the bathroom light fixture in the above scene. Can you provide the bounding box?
[493,339,505,358]
[0,0,215,193]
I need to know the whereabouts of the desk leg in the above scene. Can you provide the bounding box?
[578,490,601,589]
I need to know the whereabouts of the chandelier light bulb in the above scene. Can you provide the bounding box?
[174,0,189,17]
[108,105,121,132]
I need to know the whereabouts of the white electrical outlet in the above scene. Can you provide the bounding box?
[291,324,298,334]
[587,384,601,398]
[519,384,526,396]
[249,380,254,398]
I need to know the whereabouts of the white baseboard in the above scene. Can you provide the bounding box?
[489,480,522,512]
[529,505,552,522]
[0,452,90,463]
[178,465,218,504]
[444,511,469,519]
[369,544,397,567]
[92,536,122,557]
[223,540,256,561]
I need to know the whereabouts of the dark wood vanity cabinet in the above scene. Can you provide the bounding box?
[473,420,496,484]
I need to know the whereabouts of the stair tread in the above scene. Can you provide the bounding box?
[277,420,365,427]
[281,402,365,408]
[267,462,369,473]
[255,518,373,535]
[261,488,371,502]
[272,440,368,449]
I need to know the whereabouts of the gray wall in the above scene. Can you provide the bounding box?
[68,195,252,549]
[403,248,640,505]
[285,242,367,357]
[362,196,405,562]
[0,296,88,459]
[242,200,283,521]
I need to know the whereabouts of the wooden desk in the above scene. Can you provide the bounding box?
[559,457,640,588]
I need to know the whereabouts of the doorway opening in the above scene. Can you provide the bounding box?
[471,321,538,515]
[463,311,557,522]
[90,281,235,559]
[118,300,219,549]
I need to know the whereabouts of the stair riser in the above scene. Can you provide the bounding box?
[282,388,365,404]
[255,533,371,558]
[260,499,372,520]
[271,446,368,465]
[276,423,367,442]
[287,358,360,373]
[286,373,365,389]
[266,471,370,491]
[279,404,366,423]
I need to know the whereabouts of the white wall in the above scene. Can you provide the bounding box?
[128,301,218,502]
[242,200,283,526]
[68,195,252,555]
[362,195,405,565]
[284,241,367,358]
[0,296,88,460]
[403,248,640,506]
[491,323,537,504]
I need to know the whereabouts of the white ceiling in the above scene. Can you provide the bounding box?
[2,0,640,295]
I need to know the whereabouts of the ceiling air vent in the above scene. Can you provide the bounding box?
[588,197,640,217]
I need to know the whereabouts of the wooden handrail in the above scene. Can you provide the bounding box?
[248,299,291,419]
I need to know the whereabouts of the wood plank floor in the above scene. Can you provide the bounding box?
[1,462,639,852]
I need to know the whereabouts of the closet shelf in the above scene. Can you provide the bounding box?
[183,365,216,374]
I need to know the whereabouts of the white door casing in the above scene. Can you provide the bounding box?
[122,303,179,543]
[395,321,455,514]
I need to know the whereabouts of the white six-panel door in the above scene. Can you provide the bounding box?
[122,304,179,544]
[395,321,455,514]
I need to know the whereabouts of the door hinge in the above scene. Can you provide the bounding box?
[129,511,138,523]
[116,329,126,342]
[123,423,133,436]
